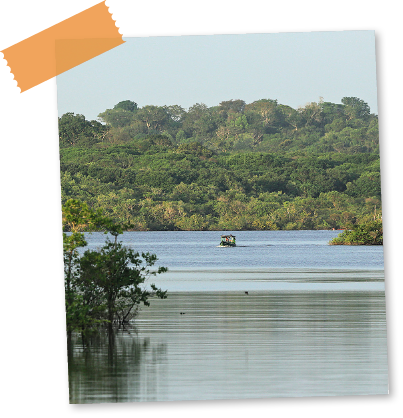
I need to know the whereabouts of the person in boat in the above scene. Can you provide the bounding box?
[220,234,236,246]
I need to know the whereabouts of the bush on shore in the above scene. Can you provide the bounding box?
[329,220,383,245]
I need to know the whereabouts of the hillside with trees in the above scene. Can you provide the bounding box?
[59,97,382,231]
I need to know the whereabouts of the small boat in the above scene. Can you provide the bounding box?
[219,234,236,247]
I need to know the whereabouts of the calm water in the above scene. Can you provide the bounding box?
[68,231,388,403]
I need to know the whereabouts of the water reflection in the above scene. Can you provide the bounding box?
[68,291,388,403]
[68,329,168,403]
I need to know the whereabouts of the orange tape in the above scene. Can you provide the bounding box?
[1,1,124,92]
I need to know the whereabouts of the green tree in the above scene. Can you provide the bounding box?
[182,103,215,138]
[218,99,246,117]
[79,238,167,335]
[62,199,108,339]
[164,104,186,122]
[341,97,371,120]
[59,113,107,147]
[98,108,134,128]
[245,99,284,132]
[62,199,167,341]
[279,104,304,132]
[114,100,138,112]
[135,105,169,132]
[329,220,383,245]
[176,129,187,143]
[298,101,324,128]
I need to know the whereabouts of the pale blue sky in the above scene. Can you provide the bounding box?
[57,31,378,120]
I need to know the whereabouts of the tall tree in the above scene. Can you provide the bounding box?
[62,199,108,339]
[79,239,167,334]
[245,99,284,132]
[164,104,186,122]
[113,100,138,113]
[62,199,167,341]
[341,97,371,120]
[59,113,107,147]
[98,108,134,128]
[218,99,246,117]
[135,105,169,132]
[298,101,324,127]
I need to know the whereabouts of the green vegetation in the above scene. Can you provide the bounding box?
[63,199,167,341]
[59,97,382,231]
[329,220,383,245]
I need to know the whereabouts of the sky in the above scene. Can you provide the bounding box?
[56,30,378,120]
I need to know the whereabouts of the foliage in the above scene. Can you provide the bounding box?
[59,113,108,147]
[59,97,382,231]
[62,198,106,233]
[59,143,381,231]
[79,240,167,329]
[98,108,134,128]
[114,100,138,113]
[329,220,383,245]
[62,199,167,339]
[62,199,106,336]
[60,97,379,153]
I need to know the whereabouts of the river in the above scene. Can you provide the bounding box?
[68,230,388,403]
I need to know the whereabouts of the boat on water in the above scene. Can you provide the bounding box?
[219,234,236,247]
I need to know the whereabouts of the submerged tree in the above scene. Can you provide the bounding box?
[79,239,167,335]
[63,199,106,337]
[62,199,168,342]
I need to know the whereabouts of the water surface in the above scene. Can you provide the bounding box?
[69,231,388,403]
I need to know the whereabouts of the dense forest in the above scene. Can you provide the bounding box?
[59,97,382,231]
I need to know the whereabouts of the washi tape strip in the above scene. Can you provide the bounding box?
[1,1,124,92]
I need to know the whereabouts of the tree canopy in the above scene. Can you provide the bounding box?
[62,199,167,341]
[59,97,381,232]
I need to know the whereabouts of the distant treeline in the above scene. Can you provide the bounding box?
[59,97,382,231]
[60,97,378,154]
